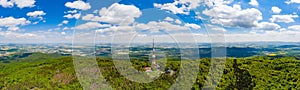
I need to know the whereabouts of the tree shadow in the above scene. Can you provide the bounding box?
[226,59,256,90]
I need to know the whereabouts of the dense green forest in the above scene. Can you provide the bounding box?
[0,53,300,89]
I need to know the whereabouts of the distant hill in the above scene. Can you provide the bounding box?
[0,52,62,63]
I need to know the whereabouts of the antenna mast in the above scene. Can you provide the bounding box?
[152,38,155,55]
[152,38,157,68]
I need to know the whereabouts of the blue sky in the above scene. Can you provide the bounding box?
[0,0,300,43]
[0,0,79,30]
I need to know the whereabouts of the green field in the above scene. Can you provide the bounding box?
[0,53,300,89]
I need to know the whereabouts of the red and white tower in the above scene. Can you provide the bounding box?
[151,39,159,70]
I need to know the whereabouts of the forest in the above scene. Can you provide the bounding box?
[0,53,300,89]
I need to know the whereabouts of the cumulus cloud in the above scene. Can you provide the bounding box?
[80,2,217,35]
[256,22,281,30]
[96,25,135,33]
[58,20,69,26]
[0,0,35,8]
[75,22,111,30]
[285,0,300,4]
[27,11,46,17]
[63,10,80,20]
[61,32,66,35]
[96,21,198,34]
[154,0,202,15]
[62,27,69,30]
[82,14,101,21]
[270,14,298,23]
[66,10,78,14]
[65,1,91,10]
[62,20,69,24]
[32,22,39,24]
[185,23,201,29]
[271,6,282,14]
[0,31,39,38]
[164,17,174,22]
[204,0,234,7]
[0,17,30,31]
[154,2,188,15]
[203,4,262,28]
[64,13,81,19]
[206,24,226,31]
[13,0,35,8]
[287,25,300,31]
[98,3,142,25]
[175,19,182,24]
[249,0,259,7]
[143,21,190,31]
[163,17,186,26]
[7,26,19,31]
[0,0,13,8]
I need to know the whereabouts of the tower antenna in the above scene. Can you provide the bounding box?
[152,38,154,55]
[152,38,157,69]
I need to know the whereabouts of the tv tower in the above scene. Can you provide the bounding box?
[151,38,159,70]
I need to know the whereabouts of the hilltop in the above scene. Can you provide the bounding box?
[0,53,300,89]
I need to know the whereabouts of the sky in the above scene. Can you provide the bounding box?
[0,0,300,43]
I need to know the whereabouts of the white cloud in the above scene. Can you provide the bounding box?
[256,22,281,30]
[206,24,226,31]
[32,22,39,24]
[0,0,13,8]
[0,30,74,43]
[62,20,69,24]
[271,6,282,14]
[62,27,69,30]
[58,20,69,26]
[0,17,30,31]
[142,21,190,31]
[65,1,91,10]
[7,26,19,31]
[64,14,72,19]
[185,23,201,29]
[154,0,202,15]
[64,13,81,19]
[61,32,66,35]
[96,25,135,33]
[0,31,39,38]
[95,21,196,34]
[98,3,142,25]
[66,10,78,14]
[204,0,234,7]
[27,11,46,17]
[249,0,259,7]
[175,19,182,24]
[0,0,35,8]
[75,22,111,30]
[164,17,174,22]
[270,14,298,23]
[203,4,263,28]
[285,0,300,4]
[82,14,101,21]
[13,0,35,8]
[287,25,300,31]
[93,10,98,14]
[154,2,187,15]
